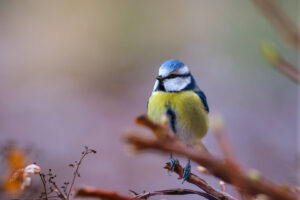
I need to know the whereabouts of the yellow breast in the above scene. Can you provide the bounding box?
[147,91,209,144]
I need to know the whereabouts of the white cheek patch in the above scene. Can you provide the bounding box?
[164,76,191,92]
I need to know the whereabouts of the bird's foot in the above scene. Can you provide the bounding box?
[168,154,179,175]
[182,160,191,183]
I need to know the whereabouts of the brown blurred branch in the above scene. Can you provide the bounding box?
[211,115,252,200]
[164,162,236,200]
[39,173,49,200]
[252,0,300,48]
[125,115,299,200]
[261,43,300,84]
[272,56,300,84]
[74,187,217,200]
[212,115,237,161]
[253,0,300,84]
[75,187,134,200]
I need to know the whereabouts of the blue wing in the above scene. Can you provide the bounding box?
[194,89,209,113]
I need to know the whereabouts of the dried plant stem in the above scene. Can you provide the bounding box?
[52,182,67,200]
[66,152,88,199]
[39,173,48,200]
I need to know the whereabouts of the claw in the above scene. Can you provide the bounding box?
[182,159,191,183]
[168,153,179,175]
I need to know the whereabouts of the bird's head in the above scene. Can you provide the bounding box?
[154,59,195,92]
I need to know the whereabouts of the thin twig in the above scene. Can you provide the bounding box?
[135,188,217,200]
[39,173,49,200]
[163,162,236,200]
[51,181,67,200]
[125,115,299,200]
[67,151,89,199]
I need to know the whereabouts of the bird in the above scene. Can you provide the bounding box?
[147,59,209,183]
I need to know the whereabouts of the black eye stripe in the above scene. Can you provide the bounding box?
[165,73,190,79]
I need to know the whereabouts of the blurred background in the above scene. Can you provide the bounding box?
[0,0,298,199]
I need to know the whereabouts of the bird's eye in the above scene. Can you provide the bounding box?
[166,74,178,79]
[165,73,190,79]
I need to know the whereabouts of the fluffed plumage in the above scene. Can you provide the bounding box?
[147,59,209,146]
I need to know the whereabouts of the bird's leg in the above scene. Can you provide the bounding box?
[168,153,179,175]
[182,159,191,183]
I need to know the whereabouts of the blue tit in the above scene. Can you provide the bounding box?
[147,59,209,183]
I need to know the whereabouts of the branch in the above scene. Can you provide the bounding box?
[211,115,250,200]
[51,181,67,200]
[252,0,300,48]
[74,187,134,200]
[67,147,97,199]
[212,114,237,161]
[67,152,86,199]
[39,173,48,200]
[261,42,300,84]
[74,187,217,200]
[135,188,217,200]
[125,115,299,200]
[163,162,236,200]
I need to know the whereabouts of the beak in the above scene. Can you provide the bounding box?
[156,75,164,81]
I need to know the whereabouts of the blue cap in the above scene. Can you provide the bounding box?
[160,59,185,72]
